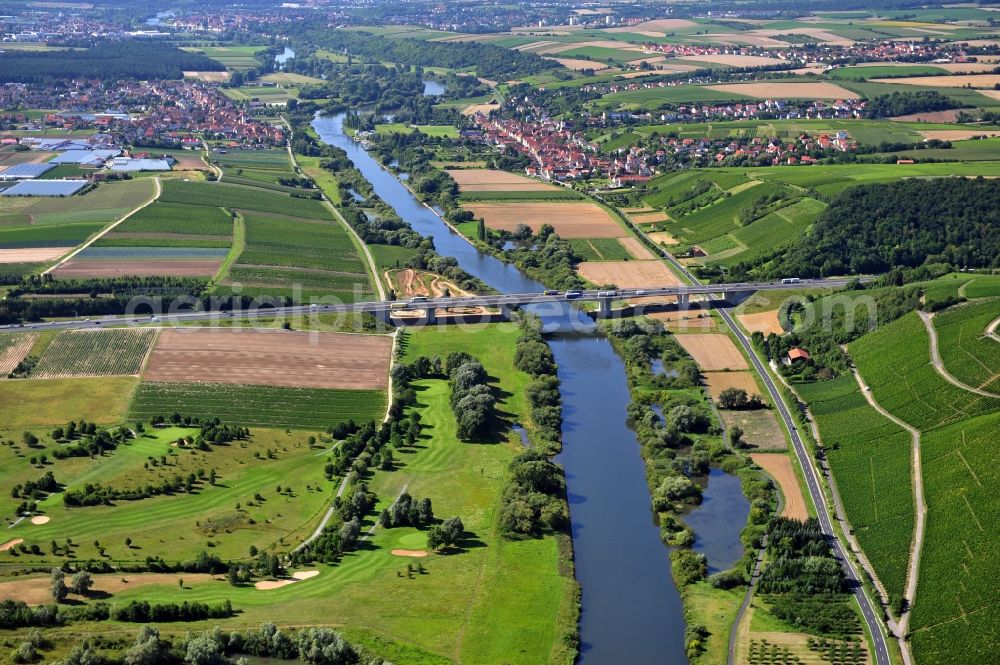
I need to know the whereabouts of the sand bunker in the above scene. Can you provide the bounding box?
[0,538,23,552]
[255,570,319,590]
[29,515,50,525]
[391,549,429,557]
[292,570,319,580]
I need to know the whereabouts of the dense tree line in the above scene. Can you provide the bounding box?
[866,90,964,118]
[499,316,569,537]
[11,472,59,501]
[733,178,1000,280]
[111,599,234,623]
[0,43,223,83]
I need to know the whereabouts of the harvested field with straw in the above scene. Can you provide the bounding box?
[617,237,655,260]
[678,54,787,67]
[675,333,748,371]
[0,333,36,376]
[737,310,785,336]
[648,231,679,245]
[871,74,1000,88]
[609,19,697,32]
[706,81,858,99]
[547,57,611,71]
[461,102,500,116]
[465,201,623,238]
[0,247,71,263]
[183,71,230,82]
[751,454,808,519]
[704,371,764,402]
[576,259,681,288]
[919,129,1000,140]
[143,328,392,390]
[446,169,557,191]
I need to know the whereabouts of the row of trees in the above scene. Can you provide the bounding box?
[448,355,496,440]
[499,316,569,537]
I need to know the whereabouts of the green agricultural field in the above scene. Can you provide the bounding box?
[181,45,266,69]
[128,383,385,430]
[836,79,999,108]
[908,410,1000,665]
[962,275,1000,299]
[29,329,158,379]
[594,85,753,110]
[0,376,137,428]
[796,376,913,602]
[567,238,633,262]
[826,65,950,80]
[236,212,368,274]
[0,178,156,248]
[368,244,421,271]
[211,149,292,171]
[375,123,459,138]
[932,299,1000,393]
[707,197,826,266]
[114,202,234,235]
[158,180,329,220]
[557,45,649,63]
[849,312,1000,431]
[1,426,331,563]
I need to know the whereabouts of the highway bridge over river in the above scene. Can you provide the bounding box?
[1,277,865,332]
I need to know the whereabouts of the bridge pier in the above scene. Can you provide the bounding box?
[725,290,755,306]
[676,293,690,307]
[499,303,517,321]
[373,308,392,326]
[596,297,613,319]
[421,307,437,325]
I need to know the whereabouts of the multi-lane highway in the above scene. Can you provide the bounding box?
[0,277,863,333]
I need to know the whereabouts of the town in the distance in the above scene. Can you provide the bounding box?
[0,1,997,664]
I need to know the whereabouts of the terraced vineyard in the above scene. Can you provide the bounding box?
[31,329,158,378]
[933,299,1000,393]
[797,376,913,602]
[110,202,235,237]
[849,312,1000,431]
[128,382,386,429]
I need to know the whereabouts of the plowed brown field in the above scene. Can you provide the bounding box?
[446,169,557,191]
[576,259,682,287]
[53,259,222,278]
[143,329,392,390]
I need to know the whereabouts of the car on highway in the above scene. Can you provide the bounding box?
[781,277,801,284]
[564,290,582,299]
[597,290,617,297]
[409,296,429,303]
[543,290,559,296]
[635,290,646,296]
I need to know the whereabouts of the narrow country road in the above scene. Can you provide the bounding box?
[919,311,1000,398]
[43,176,161,276]
[988,315,1000,343]
[615,206,893,665]
[853,369,924,665]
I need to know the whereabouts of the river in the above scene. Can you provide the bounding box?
[312,111,748,664]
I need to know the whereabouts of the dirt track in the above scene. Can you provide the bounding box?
[143,329,392,390]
